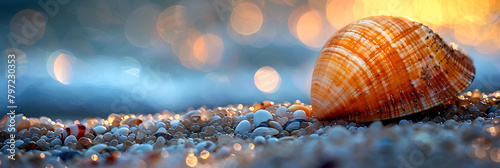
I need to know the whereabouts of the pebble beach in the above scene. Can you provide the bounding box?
[1,90,500,168]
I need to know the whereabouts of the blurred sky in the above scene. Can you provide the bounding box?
[1,0,500,119]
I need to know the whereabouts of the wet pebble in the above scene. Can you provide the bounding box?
[64,135,77,146]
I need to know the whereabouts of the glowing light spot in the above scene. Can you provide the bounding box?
[296,10,325,48]
[230,2,263,35]
[112,151,121,158]
[233,143,242,151]
[10,9,46,45]
[179,33,224,72]
[185,155,198,167]
[40,153,45,158]
[200,150,210,159]
[124,6,160,48]
[175,114,180,120]
[238,104,243,109]
[326,0,356,29]
[74,120,80,124]
[249,143,255,149]
[91,154,98,161]
[45,164,53,168]
[22,116,26,120]
[53,52,76,85]
[254,66,281,93]
[157,5,189,44]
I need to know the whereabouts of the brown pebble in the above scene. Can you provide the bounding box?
[40,127,48,135]
[24,141,37,151]
[123,141,133,151]
[76,137,92,149]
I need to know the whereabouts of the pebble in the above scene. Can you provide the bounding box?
[157,122,167,128]
[156,127,167,133]
[64,135,77,146]
[93,126,107,134]
[251,127,279,138]
[235,120,252,135]
[292,110,307,119]
[285,122,300,132]
[276,106,287,117]
[29,127,41,135]
[254,136,266,144]
[89,144,107,153]
[50,138,62,147]
[36,139,47,148]
[268,121,283,132]
[399,119,410,126]
[103,133,113,141]
[253,110,273,127]
[116,127,130,135]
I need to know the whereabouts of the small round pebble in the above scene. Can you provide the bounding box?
[235,120,252,135]
[93,126,107,134]
[276,106,287,117]
[292,110,307,119]
[254,136,266,144]
[36,139,47,148]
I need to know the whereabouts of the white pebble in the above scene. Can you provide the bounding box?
[253,110,273,127]
[93,126,107,134]
[251,127,279,138]
[276,106,287,117]
[235,120,252,135]
[116,127,130,135]
[292,110,307,119]
[63,135,77,146]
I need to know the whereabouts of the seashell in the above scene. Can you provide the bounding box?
[311,16,475,122]
[60,124,96,140]
[251,101,274,112]
[120,118,142,127]
[287,105,311,116]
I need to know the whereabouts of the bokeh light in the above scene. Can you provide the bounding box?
[53,51,75,85]
[230,2,264,35]
[124,5,160,48]
[157,5,189,44]
[254,66,281,93]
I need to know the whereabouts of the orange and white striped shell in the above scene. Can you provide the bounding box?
[60,124,96,140]
[310,16,475,122]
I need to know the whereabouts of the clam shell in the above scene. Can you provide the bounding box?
[311,16,475,122]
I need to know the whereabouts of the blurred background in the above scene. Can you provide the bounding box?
[1,0,499,119]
